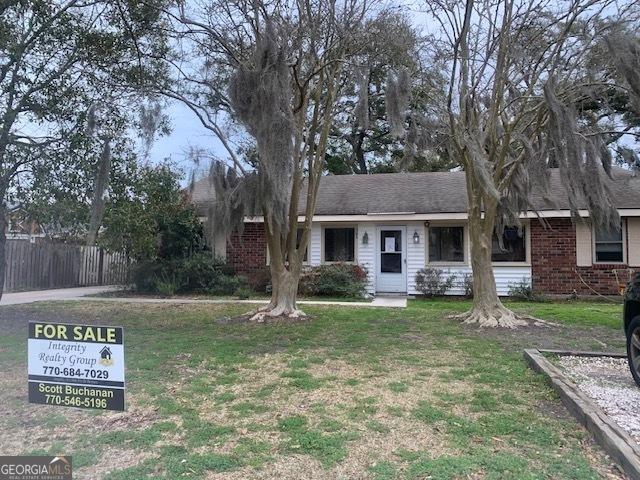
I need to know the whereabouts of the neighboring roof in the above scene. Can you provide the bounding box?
[190,167,640,216]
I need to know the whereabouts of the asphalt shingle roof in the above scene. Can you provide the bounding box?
[190,167,640,215]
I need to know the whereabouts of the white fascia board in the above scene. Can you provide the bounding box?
[523,209,640,218]
[244,213,468,222]
[243,209,640,223]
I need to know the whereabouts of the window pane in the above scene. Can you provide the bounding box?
[325,228,355,262]
[492,227,526,262]
[595,227,622,243]
[594,225,623,262]
[381,253,402,273]
[595,243,623,262]
[429,227,464,262]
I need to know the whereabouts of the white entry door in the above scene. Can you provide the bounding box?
[376,226,407,293]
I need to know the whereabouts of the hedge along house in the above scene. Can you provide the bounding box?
[191,168,640,297]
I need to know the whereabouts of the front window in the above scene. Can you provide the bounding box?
[595,225,624,263]
[429,226,464,262]
[492,227,526,262]
[324,227,355,262]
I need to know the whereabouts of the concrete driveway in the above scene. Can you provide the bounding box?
[0,286,119,306]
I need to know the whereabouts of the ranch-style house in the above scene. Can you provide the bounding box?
[191,168,640,297]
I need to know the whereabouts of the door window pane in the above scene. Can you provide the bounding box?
[595,225,623,262]
[381,253,402,273]
[324,228,355,262]
[429,227,464,262]
[492,227,526,262]
[380,230,402,273]
[381,231,401,253]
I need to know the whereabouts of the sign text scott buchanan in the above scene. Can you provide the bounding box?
[28,322,125,411]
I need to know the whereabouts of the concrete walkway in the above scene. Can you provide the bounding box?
[75,296,407,308]
[0,287,407,308]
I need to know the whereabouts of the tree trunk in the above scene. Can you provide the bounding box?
[250,266,304,321]
[0,203,7,301]
[460,213,527,328]
[249,224,306,321]
[86,139,111,246]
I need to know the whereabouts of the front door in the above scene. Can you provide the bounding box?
[376,227,407,293]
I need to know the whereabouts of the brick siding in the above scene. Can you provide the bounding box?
[531,218,636,296]
[227,223,267,276]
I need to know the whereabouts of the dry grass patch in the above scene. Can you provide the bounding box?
[75,448,158,480]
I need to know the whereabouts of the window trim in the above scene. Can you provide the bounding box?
[592,220,627,265]
[321,224,358,264]
[426,224,467,265]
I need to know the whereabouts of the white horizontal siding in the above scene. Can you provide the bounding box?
[309,224,322,266]
[406,222,426,295]
[357,223,376,294]
[306,219,530,296]
[410,265,531,296]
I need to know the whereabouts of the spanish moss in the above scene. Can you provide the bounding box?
[228,23,294,232]
[385,69,410,137]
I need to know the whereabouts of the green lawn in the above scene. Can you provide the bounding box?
[0,299,627,479]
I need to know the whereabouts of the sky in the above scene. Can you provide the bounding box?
[147,102,224,181]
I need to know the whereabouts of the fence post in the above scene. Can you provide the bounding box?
[98,248,105,286]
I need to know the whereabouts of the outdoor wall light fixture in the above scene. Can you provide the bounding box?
[413,230,420,244]
[362,231,369,245]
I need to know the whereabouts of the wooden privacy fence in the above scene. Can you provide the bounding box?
[3,240,130,292]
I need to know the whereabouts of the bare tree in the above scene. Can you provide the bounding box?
[415,0,640,327]
[163,0,390,320]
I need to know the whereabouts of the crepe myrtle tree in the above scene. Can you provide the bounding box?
[391,0,640,327]
[0,0,168,297]
[162,0,397,320]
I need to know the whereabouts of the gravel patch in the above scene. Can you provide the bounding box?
[557,355,640,443]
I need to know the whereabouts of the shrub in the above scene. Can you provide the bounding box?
[133,253,246,296]
[179,253,238,294]
[235,286,253,300]
[508,277,535,300]
[461,272,474,298]
[246,267,271,292]
[155,274,183,297]
[415,267,456,296]
[299,263,368,298]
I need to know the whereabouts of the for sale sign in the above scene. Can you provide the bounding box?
[28,322,125,411]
